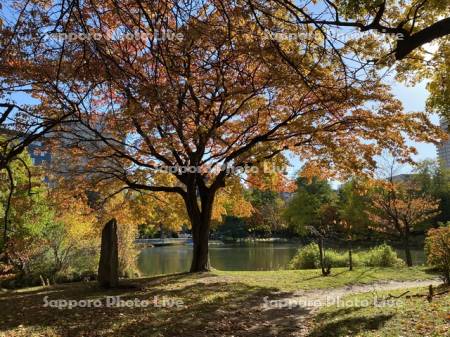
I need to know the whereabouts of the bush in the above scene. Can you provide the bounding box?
[323,250,349,268]
[288,243,404,270]
[288,243,350,270]
[425,224,450,284]
[288,243,320,269]
[360,244,405,268]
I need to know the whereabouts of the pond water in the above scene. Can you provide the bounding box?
[137,242,300,276]
[136,242,426,276]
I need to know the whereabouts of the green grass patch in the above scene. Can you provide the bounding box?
[215,266,437,291]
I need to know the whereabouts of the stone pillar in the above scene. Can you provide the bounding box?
[98,218,119,288]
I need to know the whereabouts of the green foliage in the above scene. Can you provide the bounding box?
[323,250,350,268]
[287,243,321,269]
[0,151,54,269]
[338,0,385,18]
[0,151,100,287]
[425,223,450,284]
[216,216,248,241]
[138,223,159,238]
[414,160,450,225]
[288,243,350,270]
[362,244,405,268]
[425,43,450,116]
[17,245,99,287]
[246,189,286,236]
[284,177,337,235]
[337,179,371,235]
[288,244,405,270]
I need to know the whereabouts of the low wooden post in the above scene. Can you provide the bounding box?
[427,284,433,302]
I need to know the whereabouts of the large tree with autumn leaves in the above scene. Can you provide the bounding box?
[1,0,444,271]
[368,179,440,266]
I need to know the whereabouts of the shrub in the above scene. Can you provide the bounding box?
[425,224,450,284]
[288,243,321,269]
[323,250,349,268]
[288,243,350,270]
[288,243,404,270]
[360,244,405,268]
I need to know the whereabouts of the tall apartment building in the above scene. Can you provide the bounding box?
[437,118,450,168]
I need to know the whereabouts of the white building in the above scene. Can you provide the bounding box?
[437,118,450,168]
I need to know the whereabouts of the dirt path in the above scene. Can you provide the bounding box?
[176,275,443,336]
[258,278,442,337]
[265,278,442,311]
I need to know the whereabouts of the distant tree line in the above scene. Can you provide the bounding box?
[211,160,450,272]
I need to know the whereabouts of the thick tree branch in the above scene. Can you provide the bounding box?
[396,17,450,59]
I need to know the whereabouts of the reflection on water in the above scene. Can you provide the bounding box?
[137,242,300,276]
[138,245,193,276]
[137,242,426,276]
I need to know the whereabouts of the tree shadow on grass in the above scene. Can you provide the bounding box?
[300,269,348,282]
[328,270,347,278]
[0,273,313,337]
[312,306,365,321]
[340,268,383,285]
[113,280,312,336]
[301,268,378,283]
[422,266,443,277]
[308,312,394,337]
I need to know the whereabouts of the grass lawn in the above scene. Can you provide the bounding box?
[310,286,450,337]
[0,267,443,337]
[214,266,437,291]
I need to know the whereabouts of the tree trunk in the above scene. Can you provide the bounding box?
[185,184,215,273]
[318,237,325,275]
[348,240,353,271]
[182,173,224,273]
[190,217,211,272]
[403,231,413,267]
